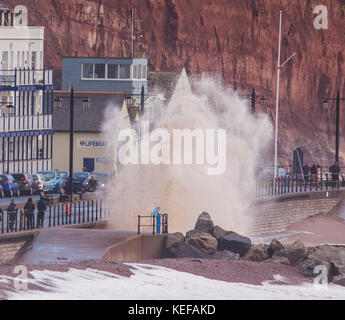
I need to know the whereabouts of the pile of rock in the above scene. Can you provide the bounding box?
[163,212,345,286]
[164,212,251,261]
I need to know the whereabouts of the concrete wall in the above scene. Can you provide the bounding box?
[0,231,38,264]
[248,190,345,236]
[101,234,166,263]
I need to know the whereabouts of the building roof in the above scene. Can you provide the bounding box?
[147,71,179,102]
[53,92,126,132]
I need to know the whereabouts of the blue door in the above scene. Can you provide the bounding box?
[83,158,95,172]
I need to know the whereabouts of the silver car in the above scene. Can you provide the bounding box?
[32,174,50,192]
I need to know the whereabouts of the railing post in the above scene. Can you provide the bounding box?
[87,200,90,222]
[96,199,98,221]
[137,215,140,235]
[91,200,94,222]
[100,200,102,220]
[57,203,60,226]
[78,201,81,224]
[152,215,156,235]
[48,205,51,228]
[1,211,3,233]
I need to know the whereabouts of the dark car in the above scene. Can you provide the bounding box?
[11,173,40,195]
[63,172,90,193]
[0,174,19,197]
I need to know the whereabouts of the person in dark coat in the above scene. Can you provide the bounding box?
[37,194,47,228]
[24,198,35,229]
[7,199,17,232]
[329,161,340,188]
[88,176,98,192]
[302,164,310,183]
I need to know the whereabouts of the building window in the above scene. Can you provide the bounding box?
[108,64,118,79]
[142,65,147,79]
[137,64,142,79]
[82,63,94,78]
[133,65,137,79]
[31,52,36,70]
[119,64,130,79]
[94,64,105,79]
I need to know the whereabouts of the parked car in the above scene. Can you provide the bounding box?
[82,172,110,192]
[258,166,289,181]
[63,172,90,193]
[37,170,65,193]
[0,174,20,197]
[11,173,40,195]
[32,173,50,192]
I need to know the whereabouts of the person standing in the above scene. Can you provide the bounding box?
[24,197,35,229]
[7,199,17,232]
[37,194,47,228]
[302,164,310,183]
[88,176,98,192]
[329,161,340,188]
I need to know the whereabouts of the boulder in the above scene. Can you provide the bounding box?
[333,274,345,287]
[165,232,184,249]
[287,246,308,266]
[164,242,211,259]
[218,233,251,256]
[194,212,214,234]
[292,240,305,248]
[270,255,291,266]
[185,229,198,239]
[267,239,284,258]
[212,225,235,240]
[186,232,218,255]
[212,250,240,261]
[310,245,345,272]
[297,257,324,278]
[244,244,269,262]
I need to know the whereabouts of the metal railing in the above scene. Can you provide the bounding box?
[0,199,109,234]
[137,213,168,235]
[255,173,345,198]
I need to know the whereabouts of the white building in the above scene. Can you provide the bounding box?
[0,3,53,174]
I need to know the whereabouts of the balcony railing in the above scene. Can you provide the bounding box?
[0,68,53,86]
[0,114,52,132]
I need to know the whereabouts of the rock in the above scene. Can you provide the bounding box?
[164,242,211,259]
[270,255,291,266]
[186,232,218,255]
[309,245,345,274]
[185,229,198,238]
[333,274,345,286]
[194,212,214,234]
[297,257,324,278]
[244,244,269,262]
[165,232,184,249]
[212,225,235,240]
[218,233,251,256]
[267,239,284,258]
[287,246,308,266]
[212,250,240,261]
[292,240,305,248]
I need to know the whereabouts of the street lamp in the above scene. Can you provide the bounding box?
[321,90,345,163]
[273,10,296,185]
[54,87,92,196]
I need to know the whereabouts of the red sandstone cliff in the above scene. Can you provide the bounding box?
[3,0,345,166]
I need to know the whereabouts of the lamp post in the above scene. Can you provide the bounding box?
[54,87,91,196]
[273,10,296,187]
[322,90,345,163]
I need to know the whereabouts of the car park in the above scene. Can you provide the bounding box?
[0,174,20,197]
[11,173,40,195]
